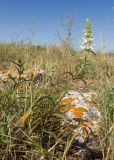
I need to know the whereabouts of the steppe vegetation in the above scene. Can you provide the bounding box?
[0,19,113,160]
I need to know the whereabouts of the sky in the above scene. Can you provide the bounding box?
[0,0,114,51]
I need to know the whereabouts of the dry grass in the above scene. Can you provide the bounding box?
[0,43,114,160]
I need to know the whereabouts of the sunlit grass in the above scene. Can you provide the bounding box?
[0,43,113,159]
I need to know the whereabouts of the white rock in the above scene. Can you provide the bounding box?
[61,90,102,141]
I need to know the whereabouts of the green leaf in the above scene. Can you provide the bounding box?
[43,130,58,140]
[31,141,49,156]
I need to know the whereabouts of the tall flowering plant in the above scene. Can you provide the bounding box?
[81,18,95,54]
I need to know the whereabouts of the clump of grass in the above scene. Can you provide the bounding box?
[0,58,72,159]
[97,65,114,160]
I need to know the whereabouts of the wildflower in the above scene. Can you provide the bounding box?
[81,18,94,53]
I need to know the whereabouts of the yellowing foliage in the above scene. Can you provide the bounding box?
[20,107,32,125]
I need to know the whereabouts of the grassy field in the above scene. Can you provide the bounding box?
[0,43,114,160]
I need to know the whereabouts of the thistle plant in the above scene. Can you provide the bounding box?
[81,18,95,54]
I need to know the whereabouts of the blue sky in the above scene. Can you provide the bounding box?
[0,0,114,51]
